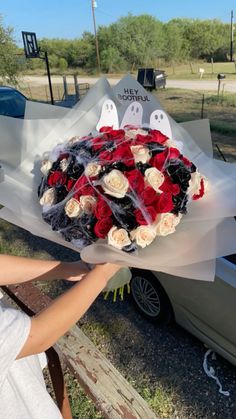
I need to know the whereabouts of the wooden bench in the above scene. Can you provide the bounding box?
[2,283,158,419]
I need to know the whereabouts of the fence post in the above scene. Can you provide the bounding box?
[63,75,69,100]
[74,74,80,101]
[201,94,205,119]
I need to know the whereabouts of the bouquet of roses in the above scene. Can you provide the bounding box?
[0,75,236,284]
[38,125,206,254]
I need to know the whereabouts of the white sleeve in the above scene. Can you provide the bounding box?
[0,300,31,388]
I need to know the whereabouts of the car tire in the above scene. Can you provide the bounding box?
[130,268,173,324]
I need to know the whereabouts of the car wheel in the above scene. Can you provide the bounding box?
[130,269,173,324]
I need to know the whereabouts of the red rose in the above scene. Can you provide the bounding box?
[59,153,69,160]
[134,206,157,225]
[94,197,112,219]
[99,126,113,133]
[150,130,168,144]
[67,178,75,191]
[134,134,152,145]
[91,137,105,151]
[193,178,205,200]
[48,171,67,187]
[159,176,180,196]
[141,186,158,205]
[168,147,180,159]
[74,176,95,197]
[181,156,192,167]
[94,217,113,239]
[99,150,114,162]
[107,129,125,140]
[155,192,174,213]
[113,145,135,167]
[150,149,168,171]
[125,169,145,195]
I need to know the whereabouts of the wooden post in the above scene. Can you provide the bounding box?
[201,94,205,119]
[217,79,221,97]
[63,75,69,100]
[211,57,214,74]
[74,75,80,101]
[189,62,194,74]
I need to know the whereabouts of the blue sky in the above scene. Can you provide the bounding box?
[1,0,235,45]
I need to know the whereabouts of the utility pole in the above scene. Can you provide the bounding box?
[230,10,234,62]
[91,0,101,73]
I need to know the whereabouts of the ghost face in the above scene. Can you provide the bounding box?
[96,100,119,131]
[150,110,172,139]
[121,102,143,128]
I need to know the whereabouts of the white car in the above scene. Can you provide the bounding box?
[130,256,236,366]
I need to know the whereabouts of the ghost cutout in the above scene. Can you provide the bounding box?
[120,102,143,128]
[150,110,172,138]
[96,100,119,131]
[150,109,184,152]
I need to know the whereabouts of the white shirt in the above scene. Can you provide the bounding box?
[0,298,62,419]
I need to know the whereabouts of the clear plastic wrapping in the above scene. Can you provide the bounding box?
[0,75,235,282]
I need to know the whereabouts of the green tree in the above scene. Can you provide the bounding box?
[58,57,68,72]
[98,14,165,70]
[0,18,20,84]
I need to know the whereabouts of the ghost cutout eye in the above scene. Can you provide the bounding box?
[160,113,164,120]
[155,114,158,120]
[106,104,109,110]
[136,107,139,113]
[131,105,134,112]
[110,104,113,110]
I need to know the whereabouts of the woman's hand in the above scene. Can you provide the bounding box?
[62,260,90,282]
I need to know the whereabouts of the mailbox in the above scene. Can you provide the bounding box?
[137,68,167,90]
[217,73,226,80]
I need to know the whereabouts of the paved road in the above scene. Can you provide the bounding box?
[20,75,236,92]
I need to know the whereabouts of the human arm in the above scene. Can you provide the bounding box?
[0,254,88,285]
[17,263,121,359]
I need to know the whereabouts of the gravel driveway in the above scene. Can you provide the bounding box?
[19,75,236,93]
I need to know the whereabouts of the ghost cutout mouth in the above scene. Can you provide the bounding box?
[96,99,119,130]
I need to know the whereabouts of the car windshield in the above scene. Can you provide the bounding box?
[0,90,26,118]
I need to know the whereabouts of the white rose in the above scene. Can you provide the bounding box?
[40,160,53,176]
[131,145,151,164]
[125,128,149,140]
[80,195,97,215]
[101,169,129,198]
[108,226,131,250]
[85,162,101,177]
[39,188,55,207]
[131,225,156,248]
[60,158,70,172]
[68,136,80,146]
[144,167,164,192]
[188,171,205,197]
[155,213,182,236]
[65,198,82,218]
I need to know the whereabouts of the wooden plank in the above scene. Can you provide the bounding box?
[3,283,158,419]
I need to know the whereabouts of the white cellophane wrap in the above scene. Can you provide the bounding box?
[0,75,236,282]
